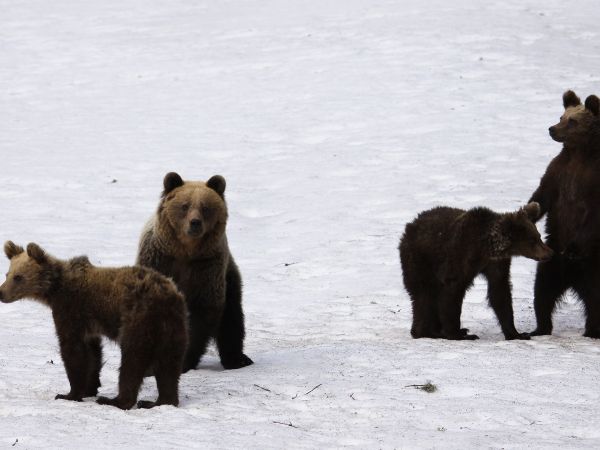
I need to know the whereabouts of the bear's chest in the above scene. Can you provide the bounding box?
[166,258,227,308]
[553,157,597,237]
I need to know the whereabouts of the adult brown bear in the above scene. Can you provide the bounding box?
[137,172,253,372]
[529,91,600,337]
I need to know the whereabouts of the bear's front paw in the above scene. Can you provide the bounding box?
[221,353,254,370]
[55,392,83,402]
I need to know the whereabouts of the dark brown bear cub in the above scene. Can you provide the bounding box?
[137,172,252,372]
[399,203,553,340]
[0,242,188,410]
[528,90,600,337]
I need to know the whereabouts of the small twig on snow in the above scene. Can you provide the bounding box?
[405,382,437,393]
[350,393,356,400]
[253,384,271,393]
[12,439,18,447]
[273,420,299,429]
[304,383,322,396]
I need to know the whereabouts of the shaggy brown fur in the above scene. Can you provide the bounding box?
[399,203,553,340]
[137,172,252,372]
[528,90,600,337]
[0,242,188,410]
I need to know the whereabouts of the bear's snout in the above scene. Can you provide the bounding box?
[187,219,204,237]
[548,125,564,142]
[535,243,554,262]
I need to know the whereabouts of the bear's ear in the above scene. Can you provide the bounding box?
[4,241,24,260]
[563,90,581,108]
[585,95,600,116]
[521,202,541,222]
[206,175,226,197]
[26,243,47,264]
[163,172,184,197]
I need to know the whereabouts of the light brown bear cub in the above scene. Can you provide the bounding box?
[0,241,188,410]
[137,173,252,372]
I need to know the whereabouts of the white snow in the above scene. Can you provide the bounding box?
[2,0,600,448]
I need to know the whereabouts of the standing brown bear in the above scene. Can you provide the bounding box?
[0,241,188,410]
[528,90,600,337]
[137,172,253,372]
[399,203,553,340]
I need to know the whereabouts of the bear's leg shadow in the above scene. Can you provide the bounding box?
[84,336,103,397]
[483,261,529,340]
[439,282,478,340]
[55,337,89,402]
[216,262,253,369]
[530,255,567,336]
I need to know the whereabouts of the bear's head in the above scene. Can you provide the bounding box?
[490,202,554,261]
[0,242,53,303]
[159,172,228,250]
[549,90,600,145]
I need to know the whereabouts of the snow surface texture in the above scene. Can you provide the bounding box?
[1,0,600,448]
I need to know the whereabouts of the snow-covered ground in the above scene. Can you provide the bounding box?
[2,0,600,448]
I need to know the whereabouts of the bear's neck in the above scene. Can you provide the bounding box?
[37,257,90,308]
[30,259,65,307]
[565,122,600,155]
[486,217,510,260]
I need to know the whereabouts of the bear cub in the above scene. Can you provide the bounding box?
[399,203,553,340]
[0,242,188,410]
[137,172,252,372]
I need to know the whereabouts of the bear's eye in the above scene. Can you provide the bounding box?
[568,118,578,128]
[181,203,190,212]
[13,275,23,283]
[202,206,214,217]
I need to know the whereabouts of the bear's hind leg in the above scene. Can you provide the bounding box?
[216,261,253,370]
[530,255,568,336]
[97,341,150,410]
[138,329,186,409]
[574,274,600,338]
[439,283,478,340]
[138,362,181,409]
[410,286,442,339]
[84,337,103,397]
